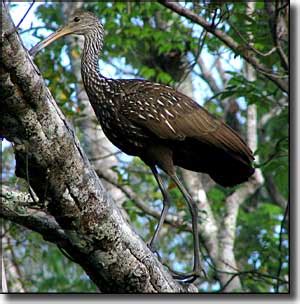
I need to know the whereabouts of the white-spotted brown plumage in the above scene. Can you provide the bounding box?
[30,10,255,282]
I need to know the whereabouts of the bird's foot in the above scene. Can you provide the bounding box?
[146,241,202,284]
[169,269,201,284]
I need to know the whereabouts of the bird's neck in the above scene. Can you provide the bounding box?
[81,32,110,93]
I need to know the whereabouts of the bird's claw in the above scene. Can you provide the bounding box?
[173,273,199,284]
[147,242,201,283]
[167,268,201,284]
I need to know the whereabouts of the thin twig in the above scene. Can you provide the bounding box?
[158,0,288,92]
[20,26,52,35]
[275,202,289,292]
[6,1,35,36]
[89,151,121,162]
[254,137,288,168]
[175,29,207,91]
[202,254,288,292]
[16,1,35,29]
[229,19,278,57]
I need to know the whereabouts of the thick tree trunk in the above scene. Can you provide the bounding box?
[0,2,195,293]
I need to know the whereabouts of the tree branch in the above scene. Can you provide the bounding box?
[264,0,289,72]
[158,1,288,93]
[0,3,195,293]
[1,186,69,244]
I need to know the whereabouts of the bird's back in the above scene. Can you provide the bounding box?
[93,78,255,187]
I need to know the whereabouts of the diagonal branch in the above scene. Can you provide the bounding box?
[158,1,288,93]
[1,186,68,245]
[0,2,194,293]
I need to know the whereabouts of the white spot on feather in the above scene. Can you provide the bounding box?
[165,109,174,118]
[138,114,146,120]
[165,120,176,134]
[157,99,164,106]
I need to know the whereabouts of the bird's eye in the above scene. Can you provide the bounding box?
[74,17,80,22]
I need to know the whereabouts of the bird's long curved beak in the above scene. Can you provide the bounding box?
[29,26,72,57]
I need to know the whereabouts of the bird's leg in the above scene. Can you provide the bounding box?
[170,173,202,283]
[147,166,171,257]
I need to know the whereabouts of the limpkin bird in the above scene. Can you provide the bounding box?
[30,10,254,282]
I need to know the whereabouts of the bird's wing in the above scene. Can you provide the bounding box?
[119,80,253,162]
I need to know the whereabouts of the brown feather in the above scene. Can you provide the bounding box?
[120,81,255,186]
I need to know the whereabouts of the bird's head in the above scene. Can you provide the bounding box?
[29,10,104,57]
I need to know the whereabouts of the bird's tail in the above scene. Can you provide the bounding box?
[208,157,254,187]
[208,123,255,187]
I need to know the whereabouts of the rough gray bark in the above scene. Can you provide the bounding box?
[0,3,195,293]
